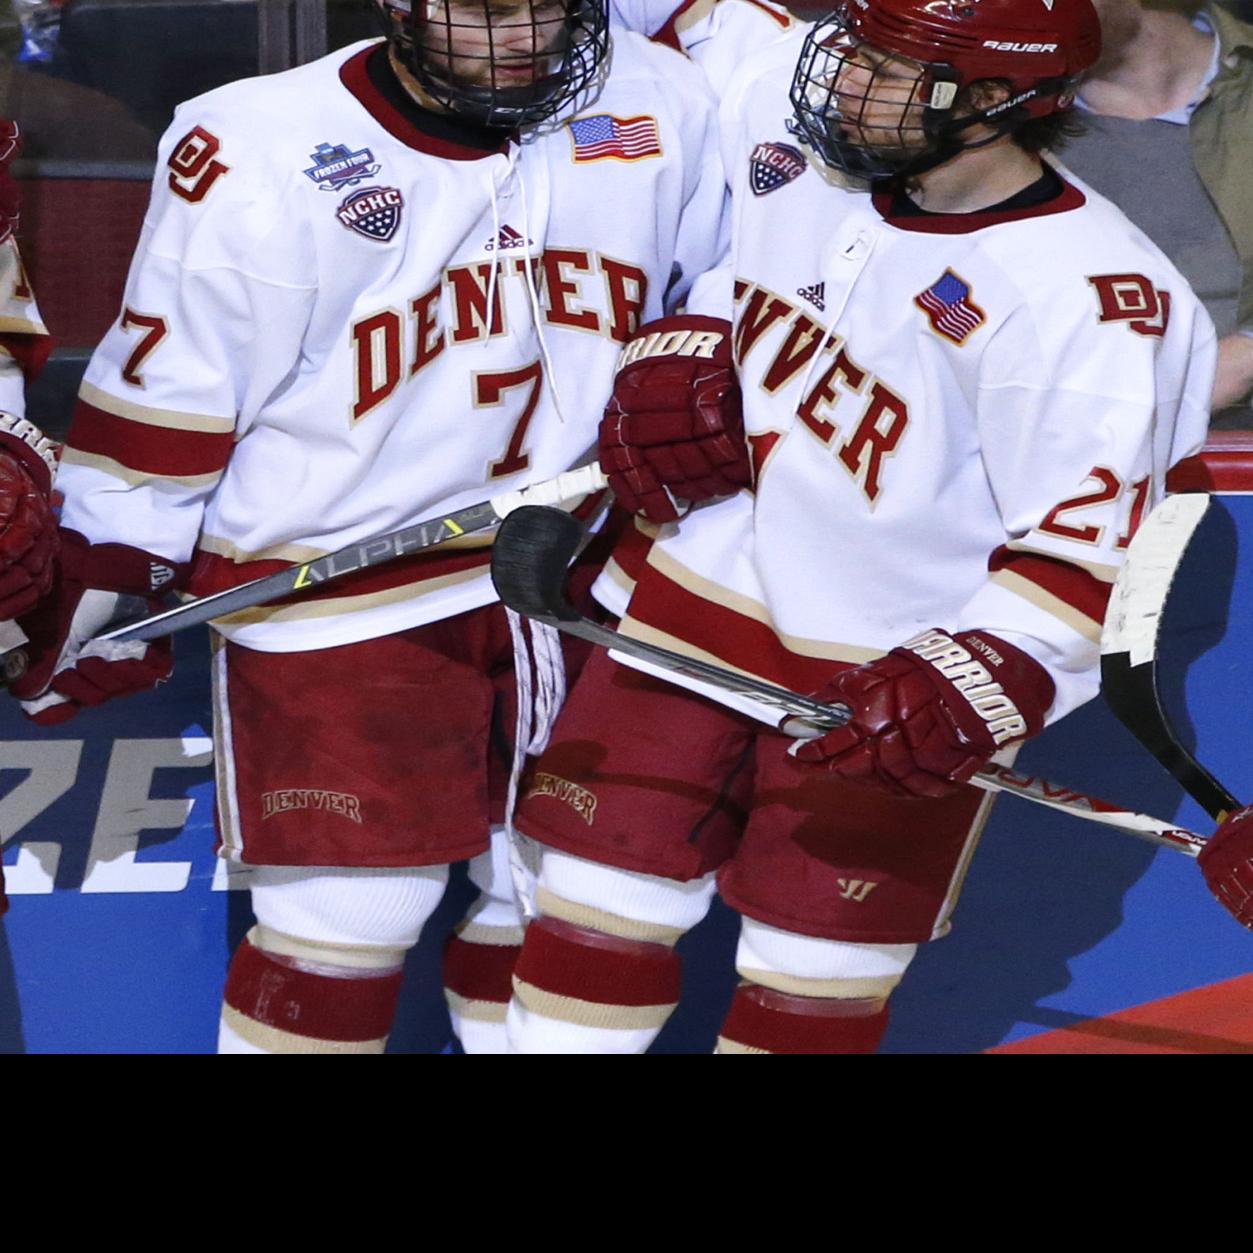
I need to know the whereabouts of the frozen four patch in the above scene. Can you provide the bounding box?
[304,142,382,192]
[337,187,404,241]
[750,142,806,195]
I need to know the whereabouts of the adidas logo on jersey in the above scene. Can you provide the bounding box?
[149,562,176,590]
[485,225,532,251]
[797,282,826,311]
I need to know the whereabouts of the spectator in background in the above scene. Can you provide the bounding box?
[1061,0,1253,429]
[0,62,154,160]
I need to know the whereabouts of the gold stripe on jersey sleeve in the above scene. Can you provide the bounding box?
[598,554,638,600]
[1003,538,1119,582]
[619,612,881,677]
[0,314,47,336]
[199,531,330,566]
[673,0,718,34]
[644,543,884,664]
[197,525,494,570]
[79,381,236,433]
[60,446,225,490]
[990,568,1104,642]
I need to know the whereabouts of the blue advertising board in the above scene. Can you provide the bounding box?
[2,493,1251,1053]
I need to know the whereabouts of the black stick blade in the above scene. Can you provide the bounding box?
[491,505,586,622]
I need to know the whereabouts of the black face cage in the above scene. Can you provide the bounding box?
[789,15,962,179]
[385,0,610,129]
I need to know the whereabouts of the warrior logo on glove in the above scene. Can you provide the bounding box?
[794,627,1056,799]
[598,315,751,524]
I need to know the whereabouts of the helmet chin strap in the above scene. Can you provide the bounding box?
[882,111,1019,179]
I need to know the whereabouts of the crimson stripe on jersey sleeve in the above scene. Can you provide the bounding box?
[67,398,234,477]
[987,546,1112,626]
[0,331,52,385]
[626,559,851,695]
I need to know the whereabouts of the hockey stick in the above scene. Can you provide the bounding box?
[0,463,611,673]
[1101,492,1243,823]
[490,504,1208,857]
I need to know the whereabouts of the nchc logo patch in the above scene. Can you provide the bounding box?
[749,142,806,195]
[337,186,404,242]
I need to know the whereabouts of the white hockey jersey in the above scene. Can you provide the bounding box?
[59,35,727,651]
[609,0,798,96]
[0,239,49,418]
[596,32,1216,726]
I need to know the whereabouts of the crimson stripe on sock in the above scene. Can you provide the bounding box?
[224,938,404,1043]
[443,934,521,1004]
[514,916,681,1007]
[720,984,890,1054]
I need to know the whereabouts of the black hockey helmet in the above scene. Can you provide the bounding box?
[374,0,610,128]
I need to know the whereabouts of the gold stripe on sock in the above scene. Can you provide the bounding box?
[221,1004,388,1054]
[714,1036,770,1055]
[250,924,407,971]
[535,886,685,946]
[735,966,901,1000]
[512,977,675,1030]
[445,990,509,1024]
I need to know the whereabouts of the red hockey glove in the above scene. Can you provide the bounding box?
[598,315,749,523]
[10,529,188,725]
[1199,804,1253,931]
[0,414,60,620]
[0,120,21,246]
[793,628,1056,799]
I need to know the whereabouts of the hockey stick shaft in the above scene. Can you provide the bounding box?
[562,612,1205,855]
[491,505,1207,857]
[28,463,611,655]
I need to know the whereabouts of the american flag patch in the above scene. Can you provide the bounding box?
[915,269,987,345]
[568,114,662,163]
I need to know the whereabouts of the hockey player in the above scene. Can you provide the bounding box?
[504,0,1218,1053]
[0,117,58,917]
[9,0,728,1049]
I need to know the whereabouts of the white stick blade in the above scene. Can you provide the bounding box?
[1101,492,1211,667]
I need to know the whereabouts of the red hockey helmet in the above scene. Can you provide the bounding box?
[790,0,1101,178]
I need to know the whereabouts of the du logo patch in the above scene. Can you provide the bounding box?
[337,187,404,242]
[750,142,806,195]
[304,141,381,192]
